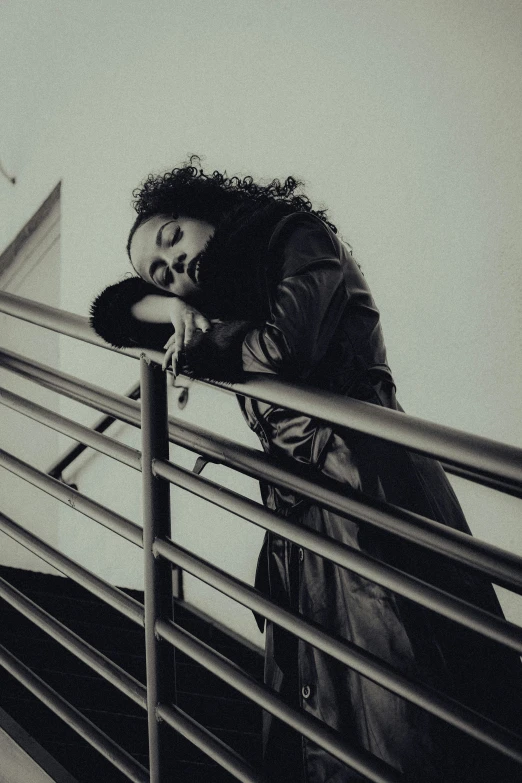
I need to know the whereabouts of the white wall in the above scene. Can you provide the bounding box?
[0,0,520,642]
[0,201,63,575]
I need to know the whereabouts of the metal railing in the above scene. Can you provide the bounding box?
[0,289,521,782]
[47,379,141,481]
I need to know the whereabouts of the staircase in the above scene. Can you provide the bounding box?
[0,566,264,782]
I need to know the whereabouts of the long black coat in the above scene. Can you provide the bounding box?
[91,210,522,782]
[186,212,522,782]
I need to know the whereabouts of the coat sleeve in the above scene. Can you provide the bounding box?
[242,213,347,379]
[183,214,348,382]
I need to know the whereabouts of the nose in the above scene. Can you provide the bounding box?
[171,253,187,273]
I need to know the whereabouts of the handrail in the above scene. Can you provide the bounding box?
[0,289,145,358]
[1,381,521,750]
[0,360,273,781]
[156,615,403,783]
[0,645,149,783]
[0,509,144,625]
[0,384,141,471]
[0,448,142,546]
[1,354,521,593]
[207,374,522,487]
[153,457,522,653]
[437,459,522,499]
[0,289,521,781]
[0,572,265,783]
[154,537,522,762]
[48,380,141,479]
[0,577,147,708]
[0,290,521,487]
[0,458,404,783]
[156,702,268,783]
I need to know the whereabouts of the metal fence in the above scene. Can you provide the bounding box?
[0,289,521,783]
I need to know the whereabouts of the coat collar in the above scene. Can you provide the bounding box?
[192,201,293,319]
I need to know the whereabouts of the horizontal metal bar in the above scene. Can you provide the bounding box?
[0,644,149,783]
[200,375,522,487]
[48,381,141,478]
[0,384,141,472]
[0,576,147,709]
[154,458,522,653]
[0,347,143,430]
[0,448,142,547]
[157,702,267,783]
[155,537,522,764]
[1,347,520,594]
[440,461,522,500]
[0,289,151,361]
[1,291,520,486]
[0,510,144,626]
[156,618,402,783]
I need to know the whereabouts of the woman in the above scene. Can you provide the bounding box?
[91,161,521,782]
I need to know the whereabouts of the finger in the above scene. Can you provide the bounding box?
[162,324,182,370]
[171,325,185,376]
[184,316,195,346]
[162,343,177,371]
[169,315,182,337]
[171,354,179,381]
[164,333,177,349]
[195,313,211,332]
[173,326,184,355]
[162,338,176,365]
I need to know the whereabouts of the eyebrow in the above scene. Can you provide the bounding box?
[156,220,176,248]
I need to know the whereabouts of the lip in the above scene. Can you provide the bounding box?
[187,255,201,284]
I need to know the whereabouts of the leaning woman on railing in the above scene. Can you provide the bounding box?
[90,160,522,783]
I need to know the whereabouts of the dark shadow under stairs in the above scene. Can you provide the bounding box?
[0,566,264,782]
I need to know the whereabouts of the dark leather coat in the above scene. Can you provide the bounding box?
[191,213,522,782]
[91,211,521,782]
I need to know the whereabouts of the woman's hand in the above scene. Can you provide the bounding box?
[162,298,211,375]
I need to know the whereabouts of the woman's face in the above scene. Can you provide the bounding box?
[130,214,215,297]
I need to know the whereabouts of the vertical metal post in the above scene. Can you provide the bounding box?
[141,355,177,782]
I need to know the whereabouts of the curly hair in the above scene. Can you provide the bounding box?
[126,156,337,258]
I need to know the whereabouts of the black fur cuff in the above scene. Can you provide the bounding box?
[89,276,173,349]
[182,320,255,382]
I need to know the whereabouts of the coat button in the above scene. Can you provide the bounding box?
[301,685,311,699]
[298,547,304,562]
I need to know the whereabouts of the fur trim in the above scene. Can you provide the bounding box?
[191,200,293,320]
[182,320,255,382]
[90,276,173,349]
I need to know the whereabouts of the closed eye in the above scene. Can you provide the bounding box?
[171,226,182,246]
